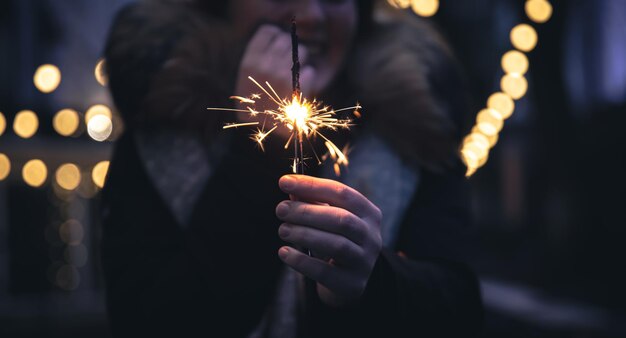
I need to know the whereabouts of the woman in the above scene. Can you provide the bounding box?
[101,0,483,337]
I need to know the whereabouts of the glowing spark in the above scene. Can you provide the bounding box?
[207,77,360,175]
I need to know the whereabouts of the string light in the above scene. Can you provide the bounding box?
[34,64,61,93]
[22,159,47,187]
[53,109,80,137]
[95,59,108,86]
[501,73,529,100]
[87,114,113,141]
[511,24,538,52]
[0,154,10,181]
[84,104,112,124]
[55,163,82,191]
[92,161,110,188]
[525,0,553,24]
[13,110,39,139]
[0,112,6,136]
[388,0,440,17]
[59,219,84,246]
[501,50,529,75]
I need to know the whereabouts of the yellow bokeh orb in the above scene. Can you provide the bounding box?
[510,24,538,52]
[87,115,113,142]
[387,0,411,9]
[53,109,80,137]
[501,73,528,100]
[22,159,47,187]
[472,125,499,147]
[0,112,6,136]
[411,0,439,17]
[0,153,10,181]
[13,110,39,139]
[476,108,504,133]
[92,161,110,188]
[525,0,553,23]
[487,92,515,120]
[56,163,81,191]
[84,104,112,124]
[34,64,61,94]
[464,132,490,150]
[501,50,529,75]
[95,59,108,86]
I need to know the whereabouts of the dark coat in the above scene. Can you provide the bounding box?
[101,2,483,337]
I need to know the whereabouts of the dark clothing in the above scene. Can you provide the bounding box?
[101,2,483,337]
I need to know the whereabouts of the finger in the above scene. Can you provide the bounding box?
[300,66,316,97]
[279,175,382,222]
[278,246,351,293]
[278,223,364,268]
[248,25,283,51]
[276,200,367,245]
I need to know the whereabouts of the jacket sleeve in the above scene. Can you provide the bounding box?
[306,167,483,337]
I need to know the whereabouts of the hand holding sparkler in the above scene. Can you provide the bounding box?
[275,175,383,307]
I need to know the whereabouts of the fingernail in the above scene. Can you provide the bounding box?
[276,201,290,218]
[280,175,296,191]
[278,224,291,238]
[278,247,289,260]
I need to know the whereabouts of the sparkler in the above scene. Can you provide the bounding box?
[207,19,361,176]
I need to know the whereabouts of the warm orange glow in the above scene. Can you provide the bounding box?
[0,112,5,136]
[55,163,81,191]
[34,64,61,93]
[92,161,110,188]
[511,24,538,52]
[501,50,529,75]
[95,59,108,86]
[410,0,439,17]
[487,92,515,120]
[477,108,504,133]
[0,153,10,181]
[501,73,528,100]
[53,109,80,137]
[387,0,411,9]
[85,104,112,123]
[13,110,39,139]
[87,115,113,142]
[209,76,358,175]
[525,0,553,23]
[22,159,47,187]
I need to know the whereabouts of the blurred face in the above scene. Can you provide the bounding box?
[229,0,358,94]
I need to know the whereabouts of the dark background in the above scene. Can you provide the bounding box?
[0,0,625,337]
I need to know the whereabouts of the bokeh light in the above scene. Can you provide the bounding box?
[55,163,82,191]
[55,264,80,291]
[53,109,80,137]
[13,110,39,139]
[476,108,504,133]
[510,24,538,52]
[501,73,529,100]
[501,50,529,75]
[87,114,113,141]
[59,219,84,246]
[387,0,411,9]
[0,154,10,181]
[411,0,439,17]
[84,104,112,124]
[487,92,515,120]
[525,0,553,23]
[95,58,108,86]
[0,112,6,136]
[92,161,110,188]
[33,64,61,93]
[22,159,47,187]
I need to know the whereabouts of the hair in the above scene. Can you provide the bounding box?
[191,0,375,35]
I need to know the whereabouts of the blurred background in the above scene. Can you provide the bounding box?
[0,0,624,337]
